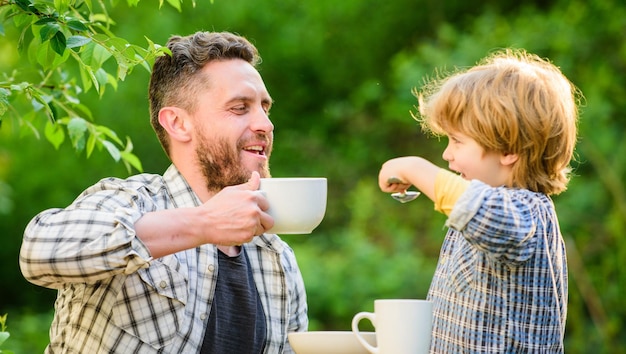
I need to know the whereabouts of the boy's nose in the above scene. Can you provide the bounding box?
[442,146,452,161]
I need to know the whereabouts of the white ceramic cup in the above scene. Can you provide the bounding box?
[259,177,327,234]
[352,299,433,354]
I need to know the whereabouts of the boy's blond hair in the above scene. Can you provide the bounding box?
[416,49,580,195]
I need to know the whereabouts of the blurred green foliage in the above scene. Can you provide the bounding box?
[1,0,624,353]
[0,313,14,354]
[0,0,174,172]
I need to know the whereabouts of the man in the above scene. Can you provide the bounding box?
[19,31,308,353]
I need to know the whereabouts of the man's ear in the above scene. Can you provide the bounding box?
[501,153,519,166]
[158,107,192,143]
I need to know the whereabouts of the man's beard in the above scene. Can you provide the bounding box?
[196,134,271,192]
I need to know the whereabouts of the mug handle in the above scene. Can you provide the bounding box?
[351,312,378,354]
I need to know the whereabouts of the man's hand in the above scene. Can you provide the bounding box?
[135,171,275,258]
[202,171,274,246]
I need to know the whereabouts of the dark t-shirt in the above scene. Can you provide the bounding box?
[200,248,267,354]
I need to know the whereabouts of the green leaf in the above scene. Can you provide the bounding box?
[95,125,122,145]
[28,89,55,121]
[106,71,118,92]
[138,53,152,72]
[14,0,31,12]
[121,44,138,61]
[0,331,9,346]
[78,61,96,92]
[9,82,29,91]
[94,67,108,93]
[50,31,67,55]
[72,103,94,120]
[39,22,61,42]
[66,20,88,32]
[86,133,96,157]
[102,140,121,162]
[67,117,88,151]
[34,41,56,68]
[31,2,55,16]
[0,313,7,331]
[121,150,143,172]
[54,0,70,12]
[62,91,80,105]
[32,35,70,69]
[116,59,129,81]
[34,17,57,26]
[0,88,9,117]
[90,14,115,26]
[45,120,65,149]
[105,37,130,52]
[165,0,182,12]
[18,113,39,139]
[83,0,93,12]
[81,41,112,68]
[12,12,34,29]
[67,35,91,49]
[121,136,143,172]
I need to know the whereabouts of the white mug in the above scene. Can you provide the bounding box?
[259,177,327,234]
[352,299,432,354]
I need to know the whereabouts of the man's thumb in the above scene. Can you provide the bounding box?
[246,171,261,190]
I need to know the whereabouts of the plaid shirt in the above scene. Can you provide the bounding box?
[20,165,308,353]
[428,180,567,353]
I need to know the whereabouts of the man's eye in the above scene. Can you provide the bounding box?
[232,105,247,113]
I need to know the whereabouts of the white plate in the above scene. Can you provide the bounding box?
[288,331,376,354]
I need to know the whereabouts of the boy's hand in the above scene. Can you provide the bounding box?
[378,156,440,201]
[378,158,414,193]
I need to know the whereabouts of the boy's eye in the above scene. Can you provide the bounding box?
[449,135,461,144]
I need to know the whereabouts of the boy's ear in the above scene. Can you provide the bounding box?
[501,153,519,166]
[158,107,192,143]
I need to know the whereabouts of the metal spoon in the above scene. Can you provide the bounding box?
[391,190,421,203]
[387,177,421,203]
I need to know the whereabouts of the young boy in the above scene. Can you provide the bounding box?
[378,49,579,353]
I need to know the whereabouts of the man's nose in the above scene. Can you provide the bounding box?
[251,108,274,133]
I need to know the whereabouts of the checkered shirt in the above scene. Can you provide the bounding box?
[19,165,308,353]
[428,180,568,353]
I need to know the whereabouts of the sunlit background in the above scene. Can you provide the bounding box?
[1,0,624,352]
